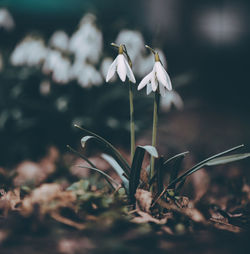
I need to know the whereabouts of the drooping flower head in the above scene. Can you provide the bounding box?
[106,44,136,83]
[138,45,172,96]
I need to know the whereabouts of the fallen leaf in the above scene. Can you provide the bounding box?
[135,189,152,213]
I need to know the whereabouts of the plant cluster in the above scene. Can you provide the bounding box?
[69,43,250,214]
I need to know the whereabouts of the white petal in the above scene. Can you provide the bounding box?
[117,54,127,82]
[159,83,167,97]
[138,71,152,90]
[151,77,158,92]
[106,57,117,82]
[146,83,153,95]
[155,62,167,86]
[124,58,136,83]
[151,65,158,91]
[163,68,172,90]
[172,91,184,109]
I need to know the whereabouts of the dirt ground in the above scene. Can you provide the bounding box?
[1,106,250,254]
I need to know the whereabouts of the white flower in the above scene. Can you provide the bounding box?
[100,57,116,81]
[69,13,102,64]
[10,37,47,66]
[106,45,136,83]
[115,30,145,62]
[160,90,184,112]
[42,50,71,84]
[70,60,102,88]
[0,8,15,31]
[49,31,69,51]
[137,52,172,96]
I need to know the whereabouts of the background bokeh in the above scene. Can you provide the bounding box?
[0,0,250,168]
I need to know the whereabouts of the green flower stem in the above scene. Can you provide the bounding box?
[150,91,160,179]
[129,81,135,161]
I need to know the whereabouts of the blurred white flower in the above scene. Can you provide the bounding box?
[55,97,68,112]
[0,8,15,31]
[49,31,69,51]
[134,48,167,77]
[106,46,136,83]
[39,80,51,95]
[115,30,168,78]
[0,53,3,72]
[11,37,47,66]
[70,60,102,88]
[43,50,71,84]
[138,52,172,96]
[100,57,116,81]
[160,90,184,112]
[69,13,103,64]
[116,30,145,62]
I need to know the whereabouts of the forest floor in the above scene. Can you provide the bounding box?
[1,106,250,254]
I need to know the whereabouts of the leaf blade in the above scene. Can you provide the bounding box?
[75,124,131,176]
[129,146,145,203]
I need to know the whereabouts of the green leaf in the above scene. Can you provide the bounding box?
[76,165,119,188]
[168,144,244,189]
[149,151,188,186]
[156,156,165,195]
[101,153,129,193]
[81,136,95,148]
[166,152,188,187]
[67,145,96,168]
[75,124,131,177]
[67,179,90,192]
[152,145,245,207]
[129,146,145,203]
[205,153,250,166]
[138,145,158,158]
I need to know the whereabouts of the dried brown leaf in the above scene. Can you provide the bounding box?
[132,210,167,224]
[21,183,76,216]
[135,189,152,213]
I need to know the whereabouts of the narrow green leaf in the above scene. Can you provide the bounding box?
[67,145,116,189]
[167,152,188,186]
[168,144,244,189]
[81,136,95,148]
[101,153,129,193]
[138,145,158,158]
[77,165,119,187]
[205,153,250,166]
[67,145,96,168]
[163,151,189,166]
[152,144,245,207]
[129,146,145,203]
[156,156,165,195]
[75,124,131,176]
[149,151,188,186]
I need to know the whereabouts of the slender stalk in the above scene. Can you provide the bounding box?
[150,91,160,179]
[129,81,135,161]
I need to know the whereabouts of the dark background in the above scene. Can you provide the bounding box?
[1,0,250,167]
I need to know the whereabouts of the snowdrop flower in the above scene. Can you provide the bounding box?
[49,31,69,51]
[69,13,102,64]
[106,45,136,83]
[43,50,71,84]
[138,49,172,96]
[160,90,184,112]
[70,60,102,88]
[39,80,51,95]
[115,30,167,78]
[134,48,167,78]
[11,37,47,66]
[100,57,116,81]
[116,30,145,62]
[0,8,15,31]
